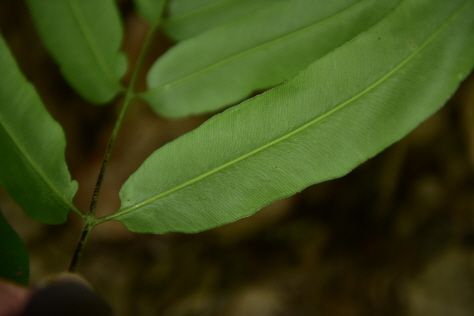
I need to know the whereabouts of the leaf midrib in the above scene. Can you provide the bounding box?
[145,0,370,97]
[66,0,117,86]
[108,0,467,221]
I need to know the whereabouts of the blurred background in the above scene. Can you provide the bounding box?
[1,1,474,315]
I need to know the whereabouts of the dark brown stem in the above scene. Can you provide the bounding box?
[86,122,120,217]
[68,25,159,272]
[68,222,93,272]
[86,25,158,218]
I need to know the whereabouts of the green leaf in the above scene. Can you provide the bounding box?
[0,208,29,285]
[25,0,127,104]
[104,0,474,234]
[0,35,80,224]
[163,0,284,40]
[134,0,167,26]
[142,0,400,118]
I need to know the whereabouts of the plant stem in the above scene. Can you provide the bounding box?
[68,219,94,272]
[87,28,158,217]
[69,25,159,272]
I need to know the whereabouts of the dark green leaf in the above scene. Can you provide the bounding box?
[0,208,29,285]
[104,0,474,233]
[0,35,80,224]
[143,0,400,118]
[26,0,127,104]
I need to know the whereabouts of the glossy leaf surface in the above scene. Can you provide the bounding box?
[143,0,400,118]
[26,0,127,104]
[134,0,167,26]
[163,0,283,40]
[107,0,474,234]
[0,208,29,285]
[0,35,80,224]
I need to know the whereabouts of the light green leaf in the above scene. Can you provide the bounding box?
[0,35,80,224]
[163,0,284,40]
[25,0,127,104]
[134,0,167,26]
[142,0,400,118]
[0,208,29,285]
[104,0,474,234]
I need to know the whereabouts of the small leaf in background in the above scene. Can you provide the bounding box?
[142,0,400,118]
[25,0,127,104]
[0,35,80,224]
[106,0,474,234]
[163,0,284,40]
[134,0,167,26]
[0,208,29,285]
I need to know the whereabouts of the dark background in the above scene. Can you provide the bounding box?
[1,1,474,315]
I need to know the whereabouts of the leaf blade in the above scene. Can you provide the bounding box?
[163,0,284,40]
[0,35,80,224]
[143,0,401,118]
[111,0,474,234]
[0,208,29,285]
[25,0,127,104]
